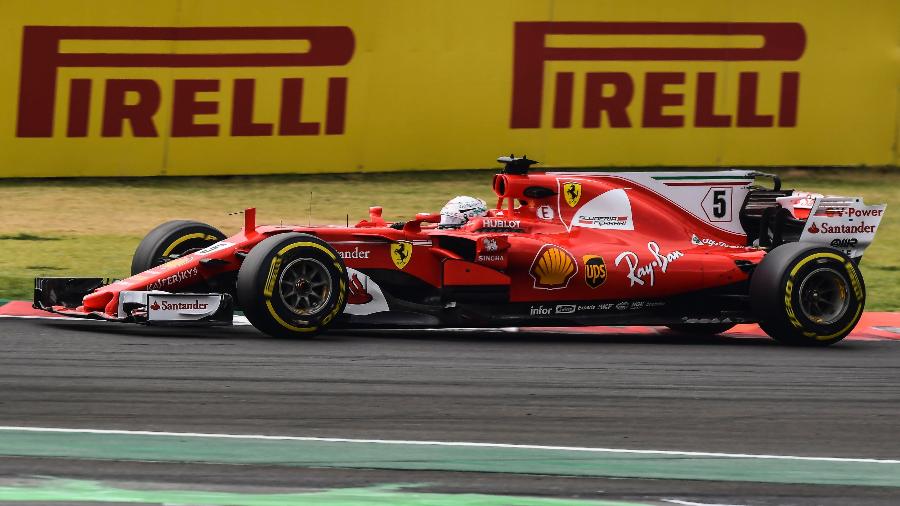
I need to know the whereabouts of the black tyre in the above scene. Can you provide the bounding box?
[666,323,736,335]
[131,220,225,275]
[236,233,348,338]
[750,243,865,346]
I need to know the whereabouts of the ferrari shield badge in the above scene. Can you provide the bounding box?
[563,182,582,207]
[391,241,413,269]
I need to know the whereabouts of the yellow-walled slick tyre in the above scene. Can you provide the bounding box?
[751,243,865,346]
[236,233,348,339]
[131,220,225,275]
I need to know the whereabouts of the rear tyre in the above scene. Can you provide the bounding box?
[131,220,225,275]
[750,243,864,346]
[236,233,348,338]
[666,323,735,335]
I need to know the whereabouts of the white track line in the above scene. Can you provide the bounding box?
[663,500,747,506]
[0,426,896,464]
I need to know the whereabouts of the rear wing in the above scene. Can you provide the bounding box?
[785,195,885,258]
[742,190,885,259]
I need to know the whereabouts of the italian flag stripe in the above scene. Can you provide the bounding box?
[652,175,753,181]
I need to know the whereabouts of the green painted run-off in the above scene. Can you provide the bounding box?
[0,430,897,488]
[0,479,648,506]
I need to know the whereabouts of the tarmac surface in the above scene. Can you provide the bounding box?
[0,317,898,505]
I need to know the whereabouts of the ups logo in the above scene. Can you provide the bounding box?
[583,255,607,289]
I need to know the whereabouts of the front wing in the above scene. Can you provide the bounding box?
[34,277,233,326]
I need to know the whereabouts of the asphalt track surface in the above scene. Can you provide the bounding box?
[0,317,898,505]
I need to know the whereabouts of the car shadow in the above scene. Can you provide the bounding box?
[342,328,783,346]
[31,318,808,347]
[35,319,258,340]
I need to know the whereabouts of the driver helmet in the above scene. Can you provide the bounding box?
[439,196,488,228]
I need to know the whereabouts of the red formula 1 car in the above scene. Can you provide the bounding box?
[35,157,885,345]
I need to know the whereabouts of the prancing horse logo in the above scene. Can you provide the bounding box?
[563,182,582,207]
[391,242,412,269]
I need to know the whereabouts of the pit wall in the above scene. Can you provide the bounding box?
[2,0,898,177]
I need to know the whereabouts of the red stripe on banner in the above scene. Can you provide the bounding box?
[0,301,65,317]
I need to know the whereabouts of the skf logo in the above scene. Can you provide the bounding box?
[529,244,577,289]
[563,182,582,207]
[510,22,805,129]
[583,255,607,289]
[391,242,412,270]
[16,26,354,138]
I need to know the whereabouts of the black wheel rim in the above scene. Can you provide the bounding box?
[277,258,333,316]
[798,267,850,325]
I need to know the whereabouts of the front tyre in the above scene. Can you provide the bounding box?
[131,220,225,275]
[751,244,865,346]
[236,233,348,338]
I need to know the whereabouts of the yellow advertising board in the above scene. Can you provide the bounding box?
[1,0,898,177]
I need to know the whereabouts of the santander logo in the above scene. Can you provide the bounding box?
[149,299,210,311]
[807,222,820,234]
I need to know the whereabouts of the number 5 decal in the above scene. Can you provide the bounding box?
[702,187,733,222]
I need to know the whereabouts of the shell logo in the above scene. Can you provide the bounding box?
[529,244,578,289]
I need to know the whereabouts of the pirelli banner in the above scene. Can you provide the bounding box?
[2,0,899,177]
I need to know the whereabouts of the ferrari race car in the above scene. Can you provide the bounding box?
[35,156,886,345]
